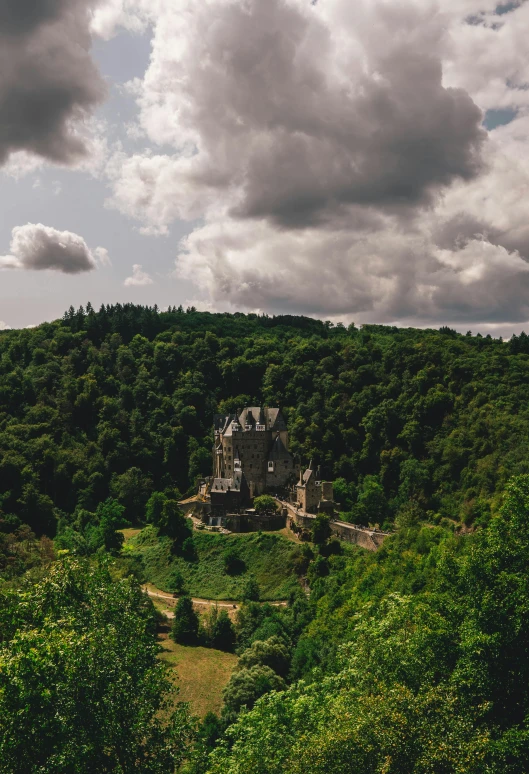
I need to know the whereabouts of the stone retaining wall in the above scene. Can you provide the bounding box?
[282,501,391,552]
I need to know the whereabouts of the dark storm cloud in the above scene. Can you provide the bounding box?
[495,2,524,15]
[233,51,486,228]
[434,212,529,262]
[0,0,72,35]
[117,0,486,231]
[433,213,500,250]
[0,0,106,165]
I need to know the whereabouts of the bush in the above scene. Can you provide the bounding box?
[318,539,342,558]
[223,546,246,575]
[290,544,314,576]
[182,536,198,561]
[167,569,186,594]
[242,577,260,602]
[222,665,285,721]
[238,636,291,677]
[312,514,331,545]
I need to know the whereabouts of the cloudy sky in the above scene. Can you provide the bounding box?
[1,0,529,334]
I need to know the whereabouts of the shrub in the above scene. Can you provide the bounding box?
[222,665,285,721]
[238,636,291,677]
[223,546,245,575]
[242,577,260,602]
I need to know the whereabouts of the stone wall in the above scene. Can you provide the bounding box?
[226,512,286,533]
[266,458,295,489]
[330,520,389,551]
[284,502,390,553]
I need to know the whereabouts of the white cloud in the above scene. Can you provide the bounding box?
[0,224,100,274]
[90,0,153,40]
[124,263,154,286]
[0,321,11,331]
[94,246,112,267]
[103,0,529,327]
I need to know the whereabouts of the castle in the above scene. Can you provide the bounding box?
[182,406,390,549]
[190,407,337,531]
[212,407,295,499]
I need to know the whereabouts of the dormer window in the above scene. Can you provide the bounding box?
[256,424,265,431]
[231,421,240,431]
[245,423,252,431]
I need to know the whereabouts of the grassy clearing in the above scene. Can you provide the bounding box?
[159,634,238,717]
[120,528,142,541]
[128,527,300,600]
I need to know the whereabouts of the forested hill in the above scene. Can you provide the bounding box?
[2,303,529,540]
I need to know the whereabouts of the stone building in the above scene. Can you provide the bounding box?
[209,470,250,521]
[213,407,295,497]
[295,465,335,515]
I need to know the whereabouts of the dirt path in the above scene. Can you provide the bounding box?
[144,586,287,619]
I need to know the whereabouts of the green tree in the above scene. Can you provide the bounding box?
[90,498,125,555]
[211,611,236,652]
[311,514,331,545]
[0,559,193,773]
[159,500,191,545]
[223,546,245,575]
[111,467,152,524]
[222,665,285,721]
[172,596,199,645]
[168,569,186,594]
[353,475,388,526]
[145,491,167,526]
[238,636,291,677]
[242,577,260,602]
[253,495,278,513]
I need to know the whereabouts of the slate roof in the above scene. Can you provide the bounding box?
[211,470,245,493]
[297,468,314,487]
[237,407,287,431]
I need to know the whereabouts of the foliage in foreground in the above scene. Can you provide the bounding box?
[208,475,529,773]
[0,559,194,773]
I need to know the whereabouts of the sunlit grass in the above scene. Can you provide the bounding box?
[159,634,238,717]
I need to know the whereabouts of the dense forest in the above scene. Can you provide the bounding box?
[3,306,529,772]
[2,303,529,547]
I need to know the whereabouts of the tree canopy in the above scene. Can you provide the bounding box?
[2,305,529,558]
[0,558,193,773]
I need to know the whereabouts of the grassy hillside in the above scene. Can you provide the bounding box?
[125,527,300,601]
